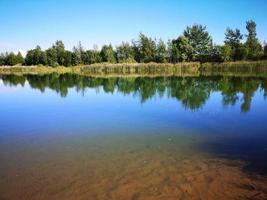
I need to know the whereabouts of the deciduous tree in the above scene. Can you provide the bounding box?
[134,33,157,63]
[183,24,213,62]
[25,46,47,65]
[220,44,232,62]
[155,39,167,63]
[53,40,66,65]
[169,36,194,62]
[100,44,116,63]
[264,43,267,59]
[116,42,136,63]
[224,28,247,60]
[245,20,262,60]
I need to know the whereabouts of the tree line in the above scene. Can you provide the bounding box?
[1,20,267,67]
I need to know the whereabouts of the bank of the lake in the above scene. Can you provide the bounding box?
[0,60,267,77]
[0,62,200,77]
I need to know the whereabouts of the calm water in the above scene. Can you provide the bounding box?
[0,74,267,200]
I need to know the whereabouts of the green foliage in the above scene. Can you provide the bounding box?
[5,52,18,66]
[46,48,57,67]
[53,40,66,65]
[100,44,116,63]
[209,45,223,62]
[155,39,167,63]
[183,24,213,62]
[169,36,194,62]
[225,28,243,47]
[1,20,265,67]
[245,20,262,60]
[63,51,73,66]
[71,52,81,66]
[224,28,249,61]
[82,50,102,64]
[167,40,176,63]
[264,43,267,59]
[134,33,157,63]
[16,52,24,64]
[72,41,84,65]
[25,46,47,65]
[235,44,249,61]
[116,42,136,63]
[218,44,232,62]
[2,52,25,66]
[0,53,5,65]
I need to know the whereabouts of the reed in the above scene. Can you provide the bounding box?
[0,63,200,76]
[201,60,267,77]
[0,61,267,77]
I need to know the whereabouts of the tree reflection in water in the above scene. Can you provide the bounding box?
[1,74,267,112]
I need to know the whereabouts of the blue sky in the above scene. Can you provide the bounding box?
[0,0,266,53]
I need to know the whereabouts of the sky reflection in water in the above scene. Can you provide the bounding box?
[0,74,267,175]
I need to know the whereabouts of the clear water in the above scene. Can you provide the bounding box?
[0,74,267,200]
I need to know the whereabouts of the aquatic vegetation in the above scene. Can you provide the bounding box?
[1,61,267,77]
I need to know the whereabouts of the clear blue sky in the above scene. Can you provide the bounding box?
[0,0,266,53]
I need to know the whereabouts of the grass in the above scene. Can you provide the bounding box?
[201,60,267,77]
[0,65,80,75]
[0,62,200,76]
[0,61,267,77]
[81,62,200,76]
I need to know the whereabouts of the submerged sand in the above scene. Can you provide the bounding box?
[1,147,267,200]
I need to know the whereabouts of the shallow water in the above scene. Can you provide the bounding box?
[0,75,267,200]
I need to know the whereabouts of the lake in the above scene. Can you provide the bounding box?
[0,74,267,200]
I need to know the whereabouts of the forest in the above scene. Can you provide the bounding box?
[1,20,267,67]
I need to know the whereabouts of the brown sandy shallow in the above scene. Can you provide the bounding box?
[0,132,266,200]
[1,154,267,200]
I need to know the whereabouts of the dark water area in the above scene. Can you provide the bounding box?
[0,74,267,200]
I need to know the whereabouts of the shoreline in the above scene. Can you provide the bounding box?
[0,61,267,77]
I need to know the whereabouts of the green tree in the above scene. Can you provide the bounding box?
[264,43,267,59]
[46,48,58,67]
[82,51,91,64]
[25,46,47,65]
[25,49,35,65]
[16,52,24,64]
[245,20,262,60]
[155,39,167,63]
[167,40,177,63]
[219,44,232,61]
[53,40,66,65]
[63,51,73,66]
[83,50,102,64]
[3,52,24,66]
[100,44,116,63]
[0,53,6,65]
[71,52,81,66]
[209,45,223,62]
[134,33,157,63]
[5,52,17,66]
[169,36,194,62]
[224,28,247,61]
[225,28,243,47]
[235,44,248,61]
[183,24,213,62]
[72,41,84,65]
[116,42,136,63]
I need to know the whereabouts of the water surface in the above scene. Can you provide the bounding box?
[0,74,267,200]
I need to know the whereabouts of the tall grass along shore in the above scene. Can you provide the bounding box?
[0,61,267,77]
